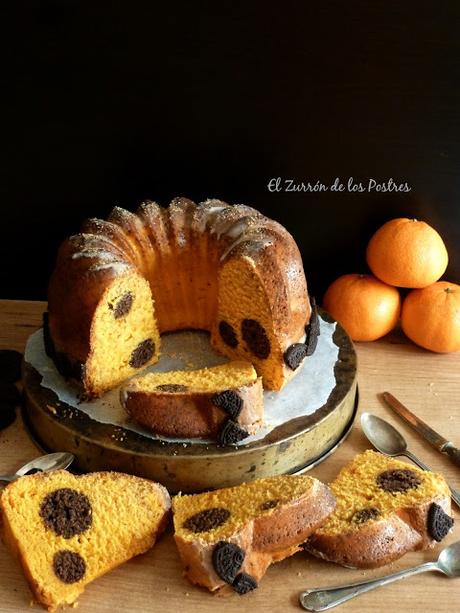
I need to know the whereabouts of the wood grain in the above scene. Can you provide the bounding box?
[0,299,459,612]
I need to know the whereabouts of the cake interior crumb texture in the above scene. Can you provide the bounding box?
[212,257,285,389]
[316,450,451,536]
[85,273,160,396]
[125,360,257,393]
[173,475,316,543]
[0,471,169,611]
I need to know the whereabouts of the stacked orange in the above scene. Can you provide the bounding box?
[323,218,460,352]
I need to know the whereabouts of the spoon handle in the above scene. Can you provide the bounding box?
[0,475,17,483]
[299,562,439,611]
[403,450,432,471]
[403,451,460,509]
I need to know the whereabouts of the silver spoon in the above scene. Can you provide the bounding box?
[0,452,75,483]
[361,412,460,508]
[300,539,460,611]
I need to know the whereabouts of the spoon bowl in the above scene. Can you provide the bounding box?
[361,412,408,456]
[0,452,75,482]
[438,540,460,577]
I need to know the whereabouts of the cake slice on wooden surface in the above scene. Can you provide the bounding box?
[172,474,335,594]
[305,450,453,568]
[0,470,171,611]
[120,360,263,444]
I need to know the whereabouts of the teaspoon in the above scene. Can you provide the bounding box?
[300,539,460,610]
[361,412,460,508]
[0,452,75,483]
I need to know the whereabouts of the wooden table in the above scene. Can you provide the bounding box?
[1,299,459,612]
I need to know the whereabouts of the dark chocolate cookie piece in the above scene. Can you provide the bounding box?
[218,420,249,447]
[304,297,320,357]
[284,343,308,370]
[129,339,155,368]
[40,488,92,539]
[260,499,279,511]
[219,321,239,348]
[53,550,86,584]
[232,572,258,594]
[352,507,381,524]
[212,390,243,420]
[110,292,133,319]
[155,383,188,393]
[183,508,231,533]
[427,503,454,542]
[241,319,270,359]
[212,541,245,584]
[308,297,320,336]
[0,406,16,430]
[0,350,23,384]
[376,469,422,493]
[0,383,21,407]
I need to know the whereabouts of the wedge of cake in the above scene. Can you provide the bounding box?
[120,360,263,444]
[305,450,453,568]
[1,470,170,611]
[172,474,336,594]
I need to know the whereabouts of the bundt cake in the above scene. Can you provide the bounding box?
[172,474,335,594]
[120,360,263,444]
[305,450,453,569]
[47,198,311,397]
[0,470,171,611]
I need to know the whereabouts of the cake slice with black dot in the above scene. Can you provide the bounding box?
[305,450,454,568]
[0,470,170,611]
[172,474,336,594]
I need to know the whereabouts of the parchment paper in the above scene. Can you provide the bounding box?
[24,317,338,444]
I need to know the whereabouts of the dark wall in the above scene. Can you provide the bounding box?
[3,1,460,300]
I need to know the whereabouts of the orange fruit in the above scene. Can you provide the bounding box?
[323,274,401,341]
[401,281,460,353]
[366,218,448,288]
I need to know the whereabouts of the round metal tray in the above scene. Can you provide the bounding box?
[22,317,357,493]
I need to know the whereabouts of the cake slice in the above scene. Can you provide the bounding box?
[120,360,263,444]
[305,450,453,568]
[1,470,171,611]
[172,475,335,594]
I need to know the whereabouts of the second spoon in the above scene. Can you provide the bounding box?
[361,412,460,508]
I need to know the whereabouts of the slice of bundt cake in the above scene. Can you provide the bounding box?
[1,470,170,611]
[172,475,335,594]
[120,360,263,444]
[305,450,453,569]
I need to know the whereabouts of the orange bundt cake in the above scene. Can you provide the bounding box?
[0,470,170,611]
[172,475,335,594]
[120,360,263,444]
[46,198,313,397]
[305,450,453,568]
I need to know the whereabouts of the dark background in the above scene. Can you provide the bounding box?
[3,1,460,300]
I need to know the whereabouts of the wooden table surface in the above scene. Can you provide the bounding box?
[1,299,459,613]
